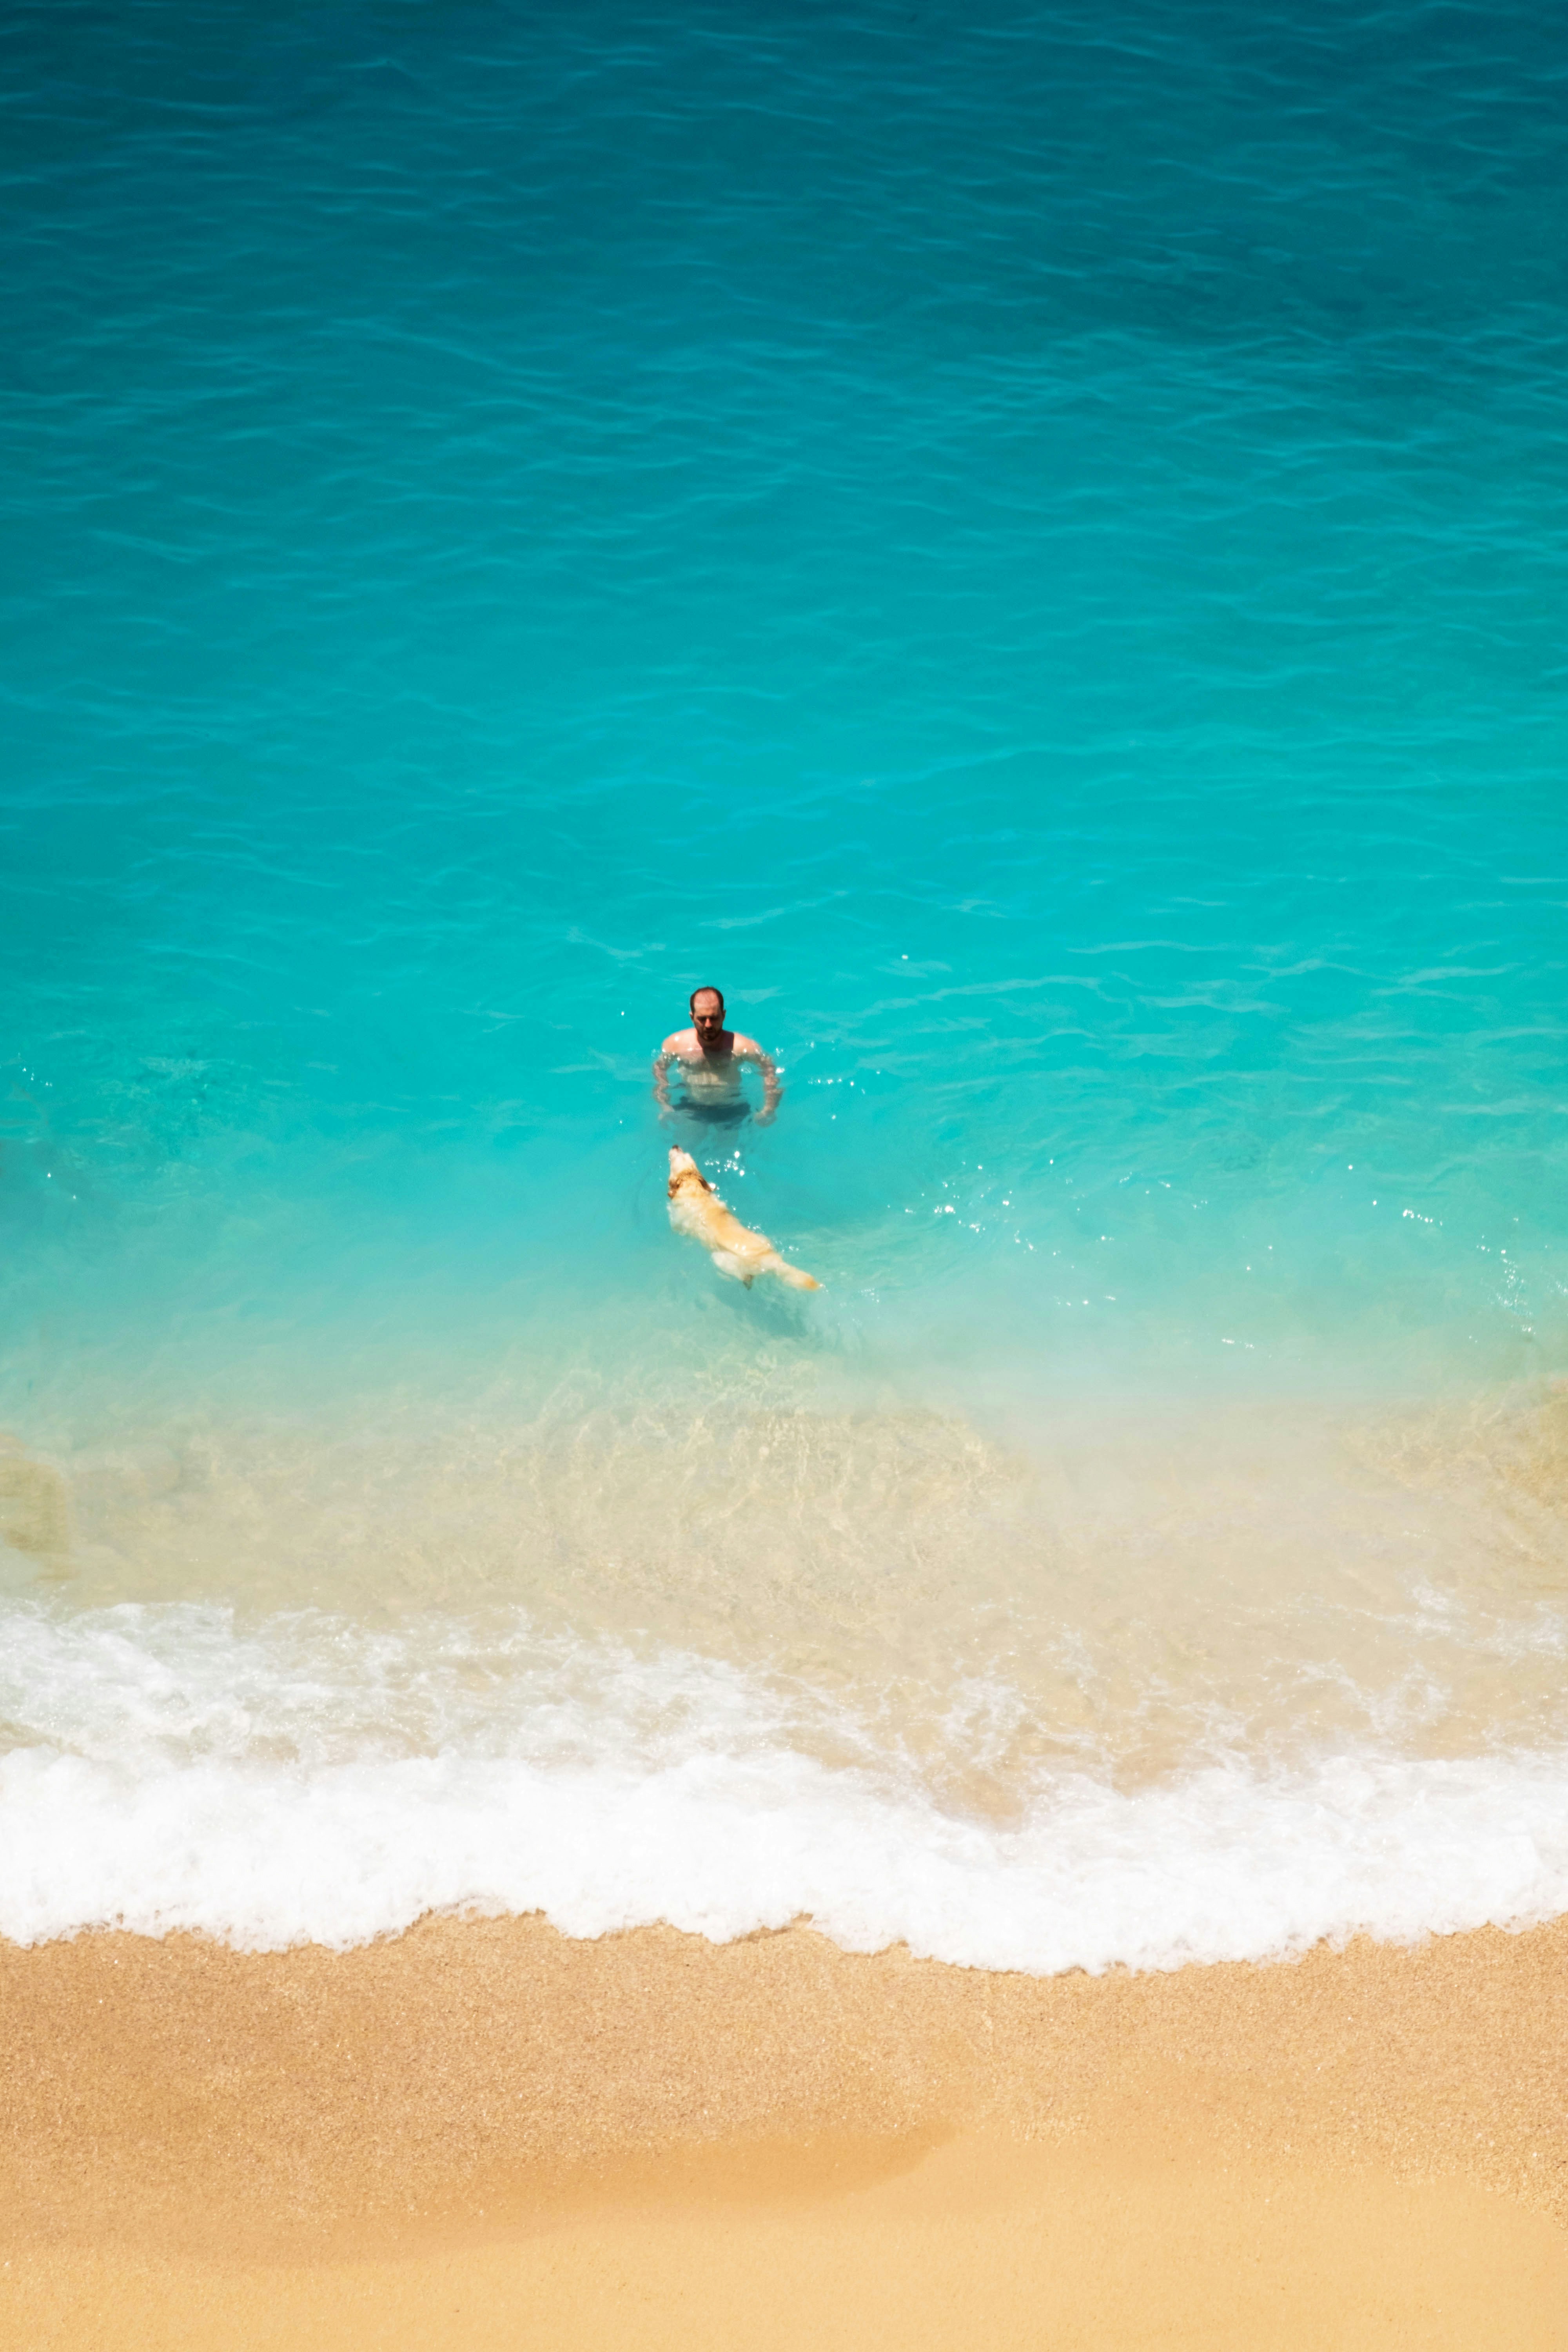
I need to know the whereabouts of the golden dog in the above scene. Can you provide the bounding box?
[666,1148,820,1290]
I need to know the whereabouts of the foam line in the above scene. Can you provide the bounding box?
[4,1739,1566,1969]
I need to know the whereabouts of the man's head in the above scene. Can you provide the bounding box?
[690,986,726,1047]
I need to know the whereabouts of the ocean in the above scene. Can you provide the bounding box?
[3,0,1567,1969]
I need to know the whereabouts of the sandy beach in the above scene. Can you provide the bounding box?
[3,1913,1566,2348]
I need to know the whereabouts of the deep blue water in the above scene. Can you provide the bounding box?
[2,0,1567,1961]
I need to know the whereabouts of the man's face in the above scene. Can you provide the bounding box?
[692,994,725,1047]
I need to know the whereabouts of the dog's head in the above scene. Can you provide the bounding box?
[667,1146,711,1198]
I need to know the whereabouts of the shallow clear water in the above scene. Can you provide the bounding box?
[3,0,1567,1963]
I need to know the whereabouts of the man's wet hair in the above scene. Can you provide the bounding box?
[690,986,725,1015]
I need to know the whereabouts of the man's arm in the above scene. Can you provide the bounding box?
[652,1030,687,1114]
[735,1035,782,1125]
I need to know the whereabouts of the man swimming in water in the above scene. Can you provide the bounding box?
[653,987,781,1127]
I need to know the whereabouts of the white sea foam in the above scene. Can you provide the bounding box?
[2,1599,1567,1967]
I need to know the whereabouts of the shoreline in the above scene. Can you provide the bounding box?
[3,1914,1566,2344]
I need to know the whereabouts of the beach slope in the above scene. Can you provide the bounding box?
[3,1914,1567,2346]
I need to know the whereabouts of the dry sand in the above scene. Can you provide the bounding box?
[2,1912,1567,2347]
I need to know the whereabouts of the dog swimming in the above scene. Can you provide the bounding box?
[666,1148,820,1290]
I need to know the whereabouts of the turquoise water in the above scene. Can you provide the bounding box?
[3,0,1568,1964]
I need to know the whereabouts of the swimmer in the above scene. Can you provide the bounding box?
[666,1147,819,1289]
[653,987,781,1128]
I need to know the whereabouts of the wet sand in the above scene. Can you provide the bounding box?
[3,1913,1567,2347]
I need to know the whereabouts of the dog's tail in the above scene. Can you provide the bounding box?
[766,1253,821,1292]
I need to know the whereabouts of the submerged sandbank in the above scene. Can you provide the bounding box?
[2,1915,1566,2346]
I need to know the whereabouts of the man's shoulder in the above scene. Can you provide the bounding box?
[731,1032,768,1057]
[660,1027,698,1054]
